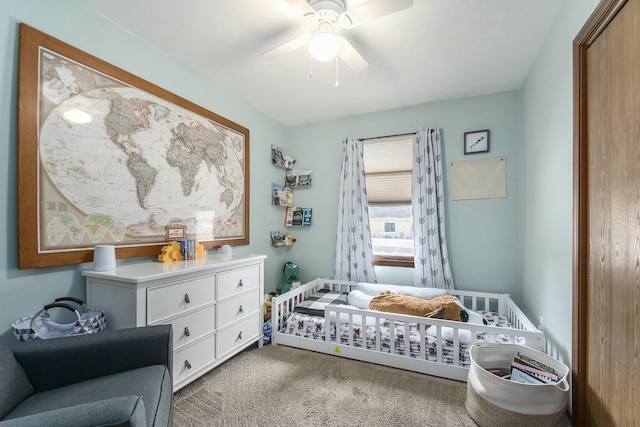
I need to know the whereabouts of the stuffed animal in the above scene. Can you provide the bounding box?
[368,291,469,322]
[284,234,296,246]
[277,261,299,294]
[263,301,272,321]
[283,156,296,168]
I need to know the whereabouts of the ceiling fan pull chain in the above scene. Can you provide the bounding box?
[335,56,339,88]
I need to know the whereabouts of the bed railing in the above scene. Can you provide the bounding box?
[270,278,355,324]
[271,279,545,352]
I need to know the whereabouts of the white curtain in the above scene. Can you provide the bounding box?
[334,137,377,283]
[412,128,454,289]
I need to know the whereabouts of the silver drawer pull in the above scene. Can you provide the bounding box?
[239,305,244,314]
[184,360,192,370]
[184,293,191,304]
[238,331,243,340]
[238,279,243,287]
[184,326,191,337]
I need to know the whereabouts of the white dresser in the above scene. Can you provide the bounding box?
[83,253,266,391]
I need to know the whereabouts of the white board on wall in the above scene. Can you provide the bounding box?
[448,157,506,200]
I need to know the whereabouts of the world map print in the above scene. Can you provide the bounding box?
[38,48,246,251]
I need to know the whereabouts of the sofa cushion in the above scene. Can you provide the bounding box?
[0,395,147,427]
[0,339,34,418]
[10,325,173,393]
[4,365,171,427]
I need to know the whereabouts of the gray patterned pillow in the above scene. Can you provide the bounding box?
[0,338,34,418]
[294,289,348,317]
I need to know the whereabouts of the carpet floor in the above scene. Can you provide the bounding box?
[173,344,477,427]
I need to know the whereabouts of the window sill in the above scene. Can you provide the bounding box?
[373,255,414,268]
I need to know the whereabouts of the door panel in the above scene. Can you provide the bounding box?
[574,0,640,425]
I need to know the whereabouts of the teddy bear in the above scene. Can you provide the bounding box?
[262,292,278,321]
[263,301,272,321]
[368,291,469,322]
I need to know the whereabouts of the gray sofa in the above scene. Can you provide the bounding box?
[0,325,173,427]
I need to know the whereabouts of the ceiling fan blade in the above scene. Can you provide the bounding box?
[285,0,316,15]
[261,34,310,61]
[342,0,413,28]
[338,38,369,73]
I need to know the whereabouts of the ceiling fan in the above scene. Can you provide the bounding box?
[261,0,414,73]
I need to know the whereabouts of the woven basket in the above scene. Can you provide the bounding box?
[465,343,569,427]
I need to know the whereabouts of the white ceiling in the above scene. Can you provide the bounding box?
[80,0,561,127]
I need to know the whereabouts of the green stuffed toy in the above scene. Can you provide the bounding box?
[277,261,299,294]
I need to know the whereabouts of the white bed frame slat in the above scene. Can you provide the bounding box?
[271,279,544,382]
[403,321,410,357]
[375,316,381,352]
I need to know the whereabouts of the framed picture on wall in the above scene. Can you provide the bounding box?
[17,24,250,268]
[464,129,490,154]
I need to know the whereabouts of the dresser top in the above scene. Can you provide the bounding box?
[82,253,266,283]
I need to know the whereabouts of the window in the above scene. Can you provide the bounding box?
[363,135,414,268]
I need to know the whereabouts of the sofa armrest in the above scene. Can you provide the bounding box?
[9,325,172,392]
[0,395,147,427]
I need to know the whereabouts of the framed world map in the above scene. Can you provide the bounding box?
[18,24,250,268]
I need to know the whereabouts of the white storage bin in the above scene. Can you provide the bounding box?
[465,343,569,427]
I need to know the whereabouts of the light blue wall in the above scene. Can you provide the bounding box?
[0,0,523,340]
[519,0,599,366]
[286,91,522,299]
[0,0,602,376]
[0,0,291,338]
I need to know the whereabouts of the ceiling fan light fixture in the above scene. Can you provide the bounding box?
[308,33,341,61]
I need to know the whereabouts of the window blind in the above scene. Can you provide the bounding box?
[363,135,413,204]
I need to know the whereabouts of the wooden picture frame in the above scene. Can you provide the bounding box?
[18,24,250,268]
[165,225,187,241]
[464,129,490,154]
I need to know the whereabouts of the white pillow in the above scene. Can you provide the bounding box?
[425,307,485,344]
[347,289,373,309]
[426,325,473,344]
[355,282,447,300]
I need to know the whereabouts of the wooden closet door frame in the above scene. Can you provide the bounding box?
[572,0,628,425]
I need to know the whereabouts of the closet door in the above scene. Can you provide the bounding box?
[573,0,640,426]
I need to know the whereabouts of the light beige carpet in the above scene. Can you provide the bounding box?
[173,344,477,427]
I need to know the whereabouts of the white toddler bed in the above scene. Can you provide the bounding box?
[270,279,544,382]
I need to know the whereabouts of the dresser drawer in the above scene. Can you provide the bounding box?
[217,265,260,300]
[174,333,216,385]
[217,289,259,329]
[217,314,260,358]
[150,303,216,350]
[147,274,216,323]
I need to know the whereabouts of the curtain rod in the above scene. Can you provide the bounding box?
[358,129,433,141]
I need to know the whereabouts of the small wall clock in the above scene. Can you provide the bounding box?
[464,129,490,154]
